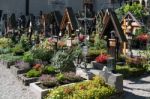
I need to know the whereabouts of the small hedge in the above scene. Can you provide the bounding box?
[116,65,145,78]
[45,76,116,99]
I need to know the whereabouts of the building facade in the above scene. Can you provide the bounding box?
[0,0,122,16]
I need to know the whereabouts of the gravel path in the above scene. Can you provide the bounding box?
[124,74,150,99]
[0,63,37,99]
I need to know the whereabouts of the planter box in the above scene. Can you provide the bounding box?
[18,74,39,86]
[30,82,51,99]
[2,60,15,68]
[10,65,31,76]
[30,80,119,99]
[30,80,87,99]
[91,61,106,70]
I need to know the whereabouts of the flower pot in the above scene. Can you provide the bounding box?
[91,61,106,70]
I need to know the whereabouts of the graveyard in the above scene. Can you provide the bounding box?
[0,0,150,99]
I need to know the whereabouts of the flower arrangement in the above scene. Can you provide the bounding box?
[95,54,108,63]
[33,64,42,70]
[78,34,85,42]
[40,75,58,88]
[136,33,149,42]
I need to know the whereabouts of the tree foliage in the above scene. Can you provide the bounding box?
[115,3,146,20]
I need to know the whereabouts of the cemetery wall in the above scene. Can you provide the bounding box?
[0,0,120,16]
[0,0,25,17]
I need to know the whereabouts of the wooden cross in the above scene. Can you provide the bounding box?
[78,6,94,36]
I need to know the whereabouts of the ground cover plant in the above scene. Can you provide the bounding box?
[45,76,116,99]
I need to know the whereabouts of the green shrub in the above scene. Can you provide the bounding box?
[94,34,107,50]
[26,69,41,78]
[116,65,145,78]
[0,53,22,62]
[45,76,116,99]
[23,51,34,63]
[12,44,25,55]
[42,66,57,74]
[88,49,105,56]
[20,34,31,51]
[0,48,11,54]
[0,37,13,48]
[51,50,75,72]
[31,48,54,61]
[56,73,65,82]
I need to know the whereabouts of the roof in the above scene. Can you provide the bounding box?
[101,9,127,42]
[60,7,78,31]
[53,11,62,26]
[121,11,144,27]
[96,9,105,19]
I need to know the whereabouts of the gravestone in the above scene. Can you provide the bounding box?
[89,67,123,92]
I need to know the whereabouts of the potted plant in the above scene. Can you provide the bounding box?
[92,54,109,70]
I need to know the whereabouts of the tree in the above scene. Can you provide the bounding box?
[115,3,146,20]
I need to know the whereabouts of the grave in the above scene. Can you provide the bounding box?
[49,11,62,36]
[101,9,127,63]
[60,7,78,36]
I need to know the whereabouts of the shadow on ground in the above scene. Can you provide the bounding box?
[123,73,150,99]
[123,90,150,99]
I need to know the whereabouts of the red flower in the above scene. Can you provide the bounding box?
[136,34,149,42]
[78,34,85,42]
[95,54,108,63]
[33,64,42,70]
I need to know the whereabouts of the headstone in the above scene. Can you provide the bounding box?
[89,68,123,92]
[107,73,123,92]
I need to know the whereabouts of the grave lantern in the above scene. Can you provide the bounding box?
[53,36,58,51]
[109,39,116,47]
[67,37,72,47]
